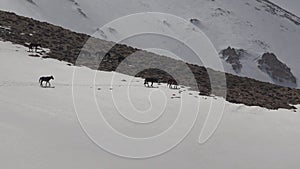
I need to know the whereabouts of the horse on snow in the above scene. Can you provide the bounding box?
[39,76,54,87]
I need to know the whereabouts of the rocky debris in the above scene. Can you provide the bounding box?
[212,8,232,17]
[190,18,201,25]
[252,39,270,50]
[256,0,300,25]
[162,20,171,27]
[220,47,244,73]
[26,0,37,5]
[1,10,300,110]
[258,52,297,87]
[77,8,88,18]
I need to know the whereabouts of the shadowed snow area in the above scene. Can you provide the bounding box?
[1,41,300,168]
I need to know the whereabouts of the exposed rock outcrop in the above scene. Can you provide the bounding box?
[258,52,297,87]
[220,47,244,73]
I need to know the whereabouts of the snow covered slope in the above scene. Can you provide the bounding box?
[1,41,300,168]
[0,0,299,88]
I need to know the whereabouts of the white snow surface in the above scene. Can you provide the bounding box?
[1,41,300,168]
[0,0,299,87]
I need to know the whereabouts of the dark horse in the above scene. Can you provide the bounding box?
[39,76,54,87]
[144,78,159,87]
[29,43,42,52]
[167,79,178,89]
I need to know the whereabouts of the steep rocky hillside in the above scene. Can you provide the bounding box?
[258,52,297,87]
[1,10,300,109]
[1,0,299,88]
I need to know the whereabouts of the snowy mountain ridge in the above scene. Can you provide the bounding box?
[0,0,299,88]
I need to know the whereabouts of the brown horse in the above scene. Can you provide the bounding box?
[29,43,42,52]
[144,78,159,87]
[39,76,54,87]
[167,79,178,89]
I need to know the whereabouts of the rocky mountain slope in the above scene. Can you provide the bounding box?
[1,10,300,109]
[1,0,300,88]
[258,52,297,87]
